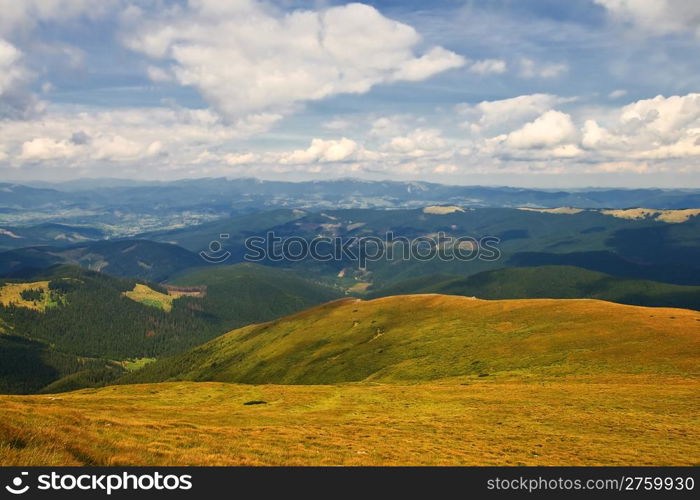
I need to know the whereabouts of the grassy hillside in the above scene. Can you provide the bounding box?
[122,295,700,385]
[371,266,700,310]
[2,293,698,465]
[1,377,697,466]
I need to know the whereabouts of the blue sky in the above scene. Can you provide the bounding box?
[1,0,700,187]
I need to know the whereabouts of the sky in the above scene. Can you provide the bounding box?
[1,0,700,188]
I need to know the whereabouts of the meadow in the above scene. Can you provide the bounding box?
[0,376,697,466]
[0,294,698,466]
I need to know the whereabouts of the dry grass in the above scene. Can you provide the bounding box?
[0,281,55,311]
[0,376,697,466]
[123,284,174,312]
[422,206,465,215]
[601,208,700,223]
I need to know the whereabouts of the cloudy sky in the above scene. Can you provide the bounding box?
[1,0,700,187]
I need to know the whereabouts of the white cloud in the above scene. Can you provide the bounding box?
[468,58,507,75]
[0,39,23,94]
[279,137,374,164]
[0,0,116,36]
[224,152,259,166]
[123,1,465,121]
[391,47,465,81]
[582,93,700,159]
[457,94,570,135]
[383,128,447,157]
[0,39,44,119]
[433,163,459,174]
[518,57,568,79]
[0,105,265,169]
[595,0,700,37]
[19,137,80,162]
[0,0,112,119]
[500,110,578,149]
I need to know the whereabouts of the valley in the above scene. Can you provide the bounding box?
[0,179,698,467]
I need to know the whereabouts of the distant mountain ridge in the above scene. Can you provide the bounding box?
[3,179,700,213]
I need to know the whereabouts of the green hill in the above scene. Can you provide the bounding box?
[370,266,700,310]
[121,294,700,385]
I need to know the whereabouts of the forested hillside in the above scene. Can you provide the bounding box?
[371,266,700,310]
[0,264,341,393]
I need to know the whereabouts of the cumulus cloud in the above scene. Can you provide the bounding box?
[595,0,700,37]
[123,1,465,121]
[457,94,571,135]
[279,137,375,164]
[0,105,259,169]
[502,110,578,149]
[0,1,116,119]
[19,137,81,162]
[383,128,447,157]
[582,93,700,159]
[0,39,44,119]
[469,92,700,165]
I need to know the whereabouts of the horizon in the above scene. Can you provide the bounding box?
[1,1,700,188]
[5,175,700,192]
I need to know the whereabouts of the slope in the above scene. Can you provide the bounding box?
[167,263,341,333]
[121,294,700,385]
[0,264,342,393]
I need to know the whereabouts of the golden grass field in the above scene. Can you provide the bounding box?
[0,295,698,466]
[0,281,56,311]
[0,376,698,466]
